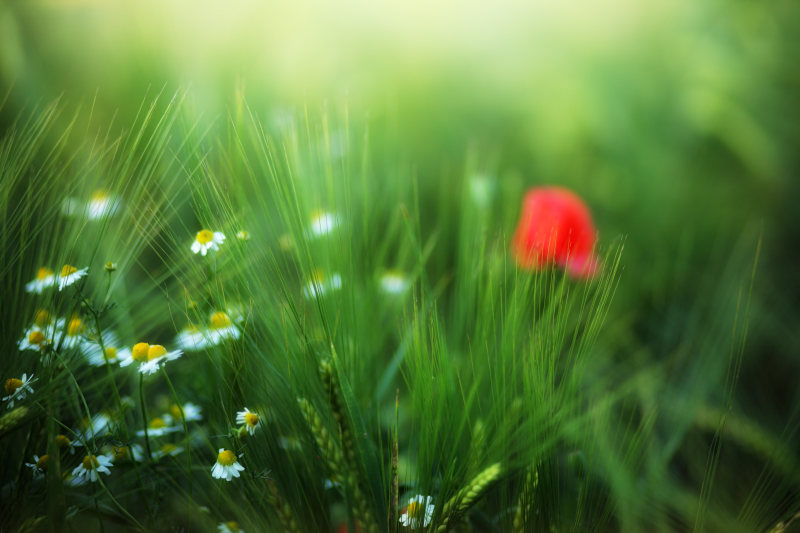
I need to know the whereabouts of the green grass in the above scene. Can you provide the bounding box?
[0,91,797,533]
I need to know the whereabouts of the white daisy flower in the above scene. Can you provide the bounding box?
[18,311,62,353]
[152,442,185,460]
[307,210,340,238]
[191,229,226,256]
[235,407,261,436]
[121,343,182,375]
[236,230,250,241]
[61,190,120,220]
[380,270,410,295]
[208,311,241,344]
[18,328,48,352]
[57,264,89,291]
[77,412,113,441]
[119,342,150,367]
[56,434,76,455]
[86,190,120,220]
[136,416,180,437]
[137,344,183,375]
[3,373,37,409]
[109,443,145,463]
[72,454,113,484]
[60,316,87,350]
[25,454,49,479]
[399,494,435,529]
[176,324,211,352]
[211,449,245,481]
[170,402,203,422]
[218,521,244,533]
[302,270,343,299]
[85,343,131,367]
[25,267,56,294]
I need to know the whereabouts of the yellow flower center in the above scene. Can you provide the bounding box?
[217,450,237,466]
[245,412,259,427]
[36,455,49,469]
[209,312,232,329]
[170,404,182,419]
[61,265,78,277]
[149,417,166,429]
[226,522,240,531]
[113,446,130,460]
[28,330,45,345]
[407,501,422,518]
[104,347,118,361]
[160,443,178,454]
[4,378,23,395]
[67,318,84,336]
[311,269,325,283]
[82,455,99,470]
[56,435,71,448]
[147,344,167,360]
[91,189,109,202]
[132,342,150,362]
[196,229,214,244]
[36,267,53,280]
[34,309,52,326]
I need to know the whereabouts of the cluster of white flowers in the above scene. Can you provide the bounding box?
[25,264,88,294]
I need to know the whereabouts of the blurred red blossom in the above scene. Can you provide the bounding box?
[511,186,600,279]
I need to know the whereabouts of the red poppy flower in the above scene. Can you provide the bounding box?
[511,186,600,279]
[336,522,361,533]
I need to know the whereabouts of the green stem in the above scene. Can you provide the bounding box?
[161,366,193,498]
[138,374,152,461]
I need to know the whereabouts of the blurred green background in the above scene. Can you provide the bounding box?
[1,0,799,527]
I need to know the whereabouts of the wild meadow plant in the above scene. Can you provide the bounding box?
[0,92,792,532]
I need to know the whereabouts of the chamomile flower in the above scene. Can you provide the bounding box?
[218,521,244,533]
[57,264,88,291]
[152,443,184,460]
[302,269,343,299]
[399,495,435,529]
[307,210,340,238]
[176,324,211,351]
[236,230,250,241]
[18,328,48,352]
[57,434,77,454]
[3,373,37,409]
[211,449,245,481]
[138,344,183,375]
[77,412,113,441]
[109,443,145,463]
[170,402,203,422]
[25,267,56,293]
[136,416,180,437]
[119,341,149,367]
[25,454,49,479]
[87,190,120,220]
[208,311,241,344]
[380,270,410,295]
[235,407,261,436]
[191,229,226,256]
[85,343,131,367]
[72,454,113,484]
[61,316,87,349]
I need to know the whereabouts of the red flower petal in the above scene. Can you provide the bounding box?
[511,187,600,278]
